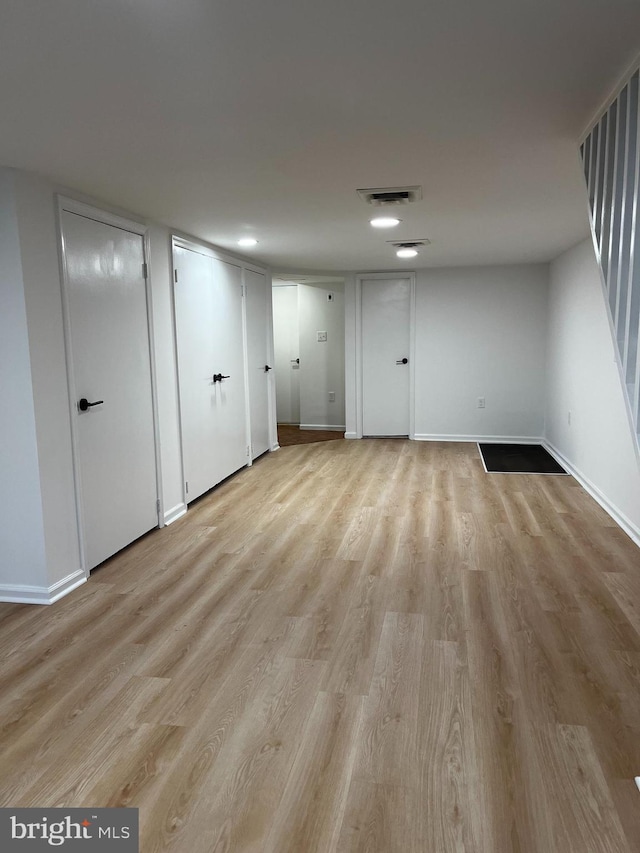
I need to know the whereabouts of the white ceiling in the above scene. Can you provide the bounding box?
[1,1,639,271]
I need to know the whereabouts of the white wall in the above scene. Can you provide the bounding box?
[546,239,640,539]
[1,166,277,601]
[13,170,82,591]
[414,265,548,439]
[345,264,548,439]
[0,169,48,592]
[298,283,345,429]
[2,168,270,600]
[8,172,183,595]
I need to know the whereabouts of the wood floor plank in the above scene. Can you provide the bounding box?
[417,640,482,852]
[0,438,638,852]
[352,611,424,788]
[169,656,327,853]
[336,781,421,853]
[528,723,632,853]
[263,691,364,853]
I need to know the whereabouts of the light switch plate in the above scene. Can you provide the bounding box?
[317,331,327,342]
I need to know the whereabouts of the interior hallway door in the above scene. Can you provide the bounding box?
[245,268,272,458]
[174,246,248,502]
[361,276,411,436]
[61,209,158,570]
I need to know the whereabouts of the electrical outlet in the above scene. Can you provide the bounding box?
[477,397,485,409]
[328,391,335,402]
[317,330,327,342]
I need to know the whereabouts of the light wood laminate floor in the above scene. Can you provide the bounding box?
[1,440,639,852]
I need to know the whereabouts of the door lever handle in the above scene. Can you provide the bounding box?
[264,365,272,372]
[78,398,104,411]
[213,373,231,383]
[396,358,408,365]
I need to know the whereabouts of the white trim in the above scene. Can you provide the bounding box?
[345,432,359,440]
[56,198,162,575]
[413,433,544,443]
[354,277,363,438]
[170,242,188,514]
[57,197,147,236]
[164,503,188,525]
[265,272,278,454]
[143,228,164,528]
[241,268,253,466]
[172,234,268,274]
[592,113,606,249]
[408,276,417,440]
[543,440,640,548]
[0,569,86,606]
[298,424,345,431]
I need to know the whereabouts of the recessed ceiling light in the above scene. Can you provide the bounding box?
[396,247,418,258]
[238,237,258,247]
[370,216,401,228]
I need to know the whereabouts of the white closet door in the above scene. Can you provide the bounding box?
[62,210,158,570]
[245,268,271,458]
[361,277,411,436]
[174,247,248,502]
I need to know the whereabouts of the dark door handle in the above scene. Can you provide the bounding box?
[291,358,300,364]
[264,365,272,372]
[78,398,104,411]
[396,358,408,365]
[213,373,231,383]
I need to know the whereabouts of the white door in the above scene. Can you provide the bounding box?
[245,268,272,459]
[61,210,158,570]
[361,277,411,436]
[174,247,248,502]
[272,285,300,423]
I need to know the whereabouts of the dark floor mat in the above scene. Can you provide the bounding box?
[478,443,567,474]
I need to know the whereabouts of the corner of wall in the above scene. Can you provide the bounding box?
[545,239,640,539]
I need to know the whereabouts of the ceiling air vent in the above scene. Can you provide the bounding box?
[387,239,431,249]
[357,185,422,206]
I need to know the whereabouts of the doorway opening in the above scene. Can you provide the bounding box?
[272,275,346,447]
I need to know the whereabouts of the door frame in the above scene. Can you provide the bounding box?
[57,196,163,577]
[171,235,275,510]
[355,271,416,440]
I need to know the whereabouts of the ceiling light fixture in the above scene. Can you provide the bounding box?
[238,237,258,247]
[370,216,401,228]
[396,247,418,258]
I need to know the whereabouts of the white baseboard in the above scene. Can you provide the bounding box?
[164,502,187,526]
[543,441,640,548]
[299,424,346,431]
[413,434,544,444]
[0,568,87,605]
[344,432,359,440]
